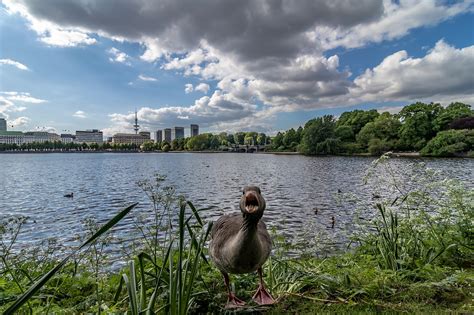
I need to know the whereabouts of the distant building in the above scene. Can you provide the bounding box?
[163,128,172,142]
[190,124,199,137]
[0,118,6,131]
[24,132,60,143]
[155,130,163,143]
[172,127,185,140]
[139,131,151,139]
[75,129,103,144]
[0,131,24,145]
[112,132,151,145]
[60,134,76,143]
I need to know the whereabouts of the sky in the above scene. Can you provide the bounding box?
[0,0,473,138]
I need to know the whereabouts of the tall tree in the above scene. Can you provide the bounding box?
[300,115,339,155]
[397,102,443,150]
[336,109,379,139]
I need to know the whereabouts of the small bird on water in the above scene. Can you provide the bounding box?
[209,186,275,308]
[64,192,74,198]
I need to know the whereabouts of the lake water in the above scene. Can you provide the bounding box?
[0,153,472,258]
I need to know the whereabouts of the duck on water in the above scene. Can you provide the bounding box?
[209,186,275,308]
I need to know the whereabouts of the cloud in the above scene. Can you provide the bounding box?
[1,91,47,104]
[4,0,474,132]
[350,40,474,102]
[107,90,258,133]
[315,1,473,51]
[0,92,46,123]
[0,58,29,70]
[3,0,96,47]
[73,110,87,118]
[138,74,158,82]
[108,47,131,65]
[184,83,193,94]
[195,83,210,94]
[10,116,31,128]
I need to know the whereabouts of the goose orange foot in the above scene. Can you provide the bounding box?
[226,293,246,308]
[252,284,275,305]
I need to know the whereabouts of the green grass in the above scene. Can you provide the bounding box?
[1,158,473,314]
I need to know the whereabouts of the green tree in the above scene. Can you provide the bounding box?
[433,102,473,132]
[283,128,298,149]
[209,134,220,149]
[357,112,401,151]
[271,132,284,150]
[336,109,379,139]
[141,141,155,151]
[296,126,303,143]
[256,133,267,145]
[299,115,338,155]
[335,125,354,142]
[233,132,245,145]
[397,102,443,150]
[226,134,235,145]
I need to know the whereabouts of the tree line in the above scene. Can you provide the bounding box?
[1,101,472,156]
[273,101,473,157]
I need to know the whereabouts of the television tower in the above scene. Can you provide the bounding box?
[133,109,140,134]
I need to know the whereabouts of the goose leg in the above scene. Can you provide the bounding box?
[223,272,245,308]
[252,267,275,305]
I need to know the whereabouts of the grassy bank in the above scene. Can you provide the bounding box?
[1,156,473,313]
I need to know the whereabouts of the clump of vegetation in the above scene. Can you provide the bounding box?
[421,129,474,157]
[272,101,473,156]
[1,159,473,313]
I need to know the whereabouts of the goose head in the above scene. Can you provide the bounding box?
[240,186,266,219]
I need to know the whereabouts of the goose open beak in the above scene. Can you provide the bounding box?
[244,191,260,213]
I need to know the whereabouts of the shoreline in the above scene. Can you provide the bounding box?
[0,150,471,158]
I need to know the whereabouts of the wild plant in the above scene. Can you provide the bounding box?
[358,153,473,270]
[117,201,211,314]
[77,217,114,313]
[117,174,213,314]
[3,203,138,314]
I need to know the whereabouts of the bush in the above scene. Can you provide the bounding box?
[421,129,474,157]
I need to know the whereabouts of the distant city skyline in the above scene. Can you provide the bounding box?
[1,1,473,136]
[1,111,199,140]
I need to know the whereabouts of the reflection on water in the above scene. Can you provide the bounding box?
[0,153,472,257]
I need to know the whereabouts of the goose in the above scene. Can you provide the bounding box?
[64,192,74,198]
[209,186,275,308]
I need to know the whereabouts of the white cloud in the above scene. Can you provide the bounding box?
[10,116,31,128]
[73,110,87,118]
[184,83,193,94]
[0,92,47,124]
[108,47,131,65]
[1,92,47,104]
[108,90,257,131]
[138,74,158,82]
[195,83,210,94]
[309,0,473,51]
[34,126,57,133]
[350,40,474,102]
[4,0,474,132]
[0,59,29,70]
[3,0,96,47]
